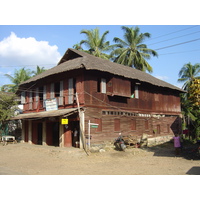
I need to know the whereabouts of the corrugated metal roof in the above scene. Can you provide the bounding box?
[19,48,184,92]
[11,108,78,120]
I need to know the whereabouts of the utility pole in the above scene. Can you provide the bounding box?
[75,92,89,155]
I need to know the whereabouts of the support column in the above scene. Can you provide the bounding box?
[21,120,25,143]
[79,110,85,149]
[42,121,46,145]
[59,117,64,147]
[28,120,32,144]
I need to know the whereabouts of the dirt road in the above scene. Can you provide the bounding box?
[0,142,200,175]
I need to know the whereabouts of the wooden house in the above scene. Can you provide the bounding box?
[12,48,184,148]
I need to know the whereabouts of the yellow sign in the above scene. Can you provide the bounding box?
[61,119,68,125]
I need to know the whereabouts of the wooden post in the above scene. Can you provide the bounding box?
[42,121,46,145]
[28,120,32,144]
[59,116,64,147]
[21,120,25,143]
[76,92,88,155]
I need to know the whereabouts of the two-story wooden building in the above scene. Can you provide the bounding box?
[12,48,184,148]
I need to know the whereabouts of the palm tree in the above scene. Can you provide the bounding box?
[73,43,83,50]
[2,68,32,93]
[32,66,46,76]
[80,28,112,59]
[110,26,158,73]
[178,62,200,90]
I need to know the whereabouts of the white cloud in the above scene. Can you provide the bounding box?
[0,32,61,67]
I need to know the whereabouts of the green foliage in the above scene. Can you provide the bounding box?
[179,63,200,139]
[178,62,200,91]
[0,92,18,123]
[110,26,158,73]
[188,79,200,108]
[32,66,46,76]
[80,28,113,59]
[1,66,46,93]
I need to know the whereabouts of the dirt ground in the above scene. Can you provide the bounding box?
[0,141,200,175]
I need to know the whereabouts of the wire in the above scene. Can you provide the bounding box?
[148,25,199,41]
[159,49,200,56]
[148,30,200,46]
[0,64,56,68]
[155,38,200,51]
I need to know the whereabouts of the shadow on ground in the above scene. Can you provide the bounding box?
[145,141,200,160]
[186,166,200,175]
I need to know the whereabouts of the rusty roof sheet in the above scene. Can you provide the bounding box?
[11,108,78,120]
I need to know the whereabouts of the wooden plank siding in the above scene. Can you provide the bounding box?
[20,68,182,146]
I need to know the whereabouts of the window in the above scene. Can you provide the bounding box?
[39,86,44,101]
[43,85,46,107]
[95,118,102,132]
[145,120,149,130]
[50,83,55,98]
[55,82,60,97]
[97,78,106,93]
[131,82,139,99]
[55,81,63,105]
[68,78,76,104]
[135,85,139,99]
[21,91,26,104]
[114,119,120,132]
[131,119,136,130]
[29,91,33,110]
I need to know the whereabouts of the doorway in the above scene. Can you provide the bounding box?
[37,123,43,145]
[71,121,80,148]
[52,122,59,146]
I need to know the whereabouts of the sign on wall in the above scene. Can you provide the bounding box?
[45,98,58,111]
[61,119,68,125]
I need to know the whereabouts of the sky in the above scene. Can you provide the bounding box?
[0,25,199,88]
[1,0,199,196]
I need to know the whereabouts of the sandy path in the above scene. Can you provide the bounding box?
[0,142,199,175]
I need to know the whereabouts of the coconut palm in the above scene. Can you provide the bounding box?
[80,28,112,59]
[111,26,158,73]
[178,62,200,90]
[73,43,83,50]
[2,67,32,93]
[32,66,46,76]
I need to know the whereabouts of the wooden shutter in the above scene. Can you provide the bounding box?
[114,119,120,132]
[29,91,33,110]
[135,85,139,99]
[43,85,46,107]
[101,78,106,93]
[131,119,136,130]
[68,78,73,104]
[50,83,54,98]
[21,91,26,104]
[58,81,64,105]
[35,88,39,109]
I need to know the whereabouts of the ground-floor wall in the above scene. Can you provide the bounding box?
[21,114,81,148]
[84,107,182,146]
[20,107,182,149]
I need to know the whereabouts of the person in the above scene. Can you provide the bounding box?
[73,128,78,147]
[173,134,181,155]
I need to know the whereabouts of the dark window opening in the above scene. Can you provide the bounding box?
[52,122,59,146]
[39,86,43,101]
[108,95,127,104]
[97,78,101,93]
[37,123,43,145]
[55,82,60,97]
